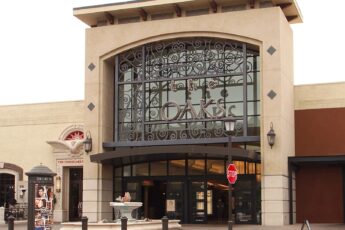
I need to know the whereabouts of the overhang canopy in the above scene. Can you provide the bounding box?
[289,155,345,167]
[91,145,260,166]
[74,0,302,27]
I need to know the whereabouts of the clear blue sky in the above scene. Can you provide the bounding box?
[0,0,344,106]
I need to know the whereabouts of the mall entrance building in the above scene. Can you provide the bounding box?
[3,0,345,226]
[74,0,301,226]
[74,0,301,225]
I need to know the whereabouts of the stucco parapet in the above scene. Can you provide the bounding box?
[85,7,281,59]
[74,0,302,26]
[0,101,84,126]
[294,82,345,110]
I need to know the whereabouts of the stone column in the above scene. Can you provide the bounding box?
[261,10,295,225]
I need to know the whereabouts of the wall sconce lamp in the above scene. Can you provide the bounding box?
[56,176,61,193]
[224,115,236,132]
[19,188,26,198]
[84,130,92,153]
[267,122,276,148]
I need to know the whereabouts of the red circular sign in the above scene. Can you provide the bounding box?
[227,164,238,184]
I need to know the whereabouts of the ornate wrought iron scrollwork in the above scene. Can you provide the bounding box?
[116,37,260,143]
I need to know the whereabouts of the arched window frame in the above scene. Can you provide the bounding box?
[113,37,260,146]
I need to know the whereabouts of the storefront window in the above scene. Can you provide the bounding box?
[132,163,149,176]
[114,178,122,197]
[233,160,245,174]
[114,167,122,177]
[169,160,186,175]
[188,159,205,175]
[150,161,167,176]
[123,165,131,177]
[207,160,225,175]
[246,162,256,174]
[113,156,261,224]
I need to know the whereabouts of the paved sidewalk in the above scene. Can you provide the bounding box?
[1,222,345,230]
[181,224,345,229]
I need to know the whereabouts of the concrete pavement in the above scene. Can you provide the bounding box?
[181,224,345,229]
[2,222,345,230]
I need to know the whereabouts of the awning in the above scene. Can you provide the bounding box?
[288,155,345,167]
[90,145,260,166]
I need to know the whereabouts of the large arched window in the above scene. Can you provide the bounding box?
[115,37,260,145]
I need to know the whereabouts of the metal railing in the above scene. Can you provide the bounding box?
[4,205,28,221]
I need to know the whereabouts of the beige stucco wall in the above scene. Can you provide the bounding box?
[295,82,345,110]
[260,7,295,225]
[0,101,84,209]
[83,5,295,225]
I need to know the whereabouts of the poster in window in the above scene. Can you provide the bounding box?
[166,199,176,212]
[34,184,54,230]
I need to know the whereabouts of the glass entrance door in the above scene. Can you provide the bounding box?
[69,168,83,221]
[166,181,184,222]
[206,179,228,224]
[234,175,257,224]
[189,181,207,223]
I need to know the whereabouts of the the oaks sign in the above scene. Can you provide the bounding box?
[160,98,234,121]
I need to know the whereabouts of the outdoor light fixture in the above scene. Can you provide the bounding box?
[19,188,26,198]
[84,130,92,153]
[55,176,61,193]
[224,115,237,230]
[267,122,276,148]
[224,115,236,132]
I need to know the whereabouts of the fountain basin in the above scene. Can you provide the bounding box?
[60,219,181,230]
[110,202,142,221]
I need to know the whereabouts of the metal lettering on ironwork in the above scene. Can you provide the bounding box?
[115,38,260,143]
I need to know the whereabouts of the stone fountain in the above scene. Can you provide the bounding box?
[110,192,142,221]
[60,192,181,229]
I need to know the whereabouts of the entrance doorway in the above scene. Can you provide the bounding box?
[189,181,207,223]
[69,168,83,221]
[116,157,261,224]
[124,180,185,221]
[123,176,259,224]
[0,173,15,207]
[166,181,184,222]
[146,180,166,219]
[234,175,259,224]
[206,179,229,224]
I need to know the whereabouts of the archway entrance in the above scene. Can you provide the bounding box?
[96,146,261,224]
[0,173,15,207]
[120,172,260,224]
